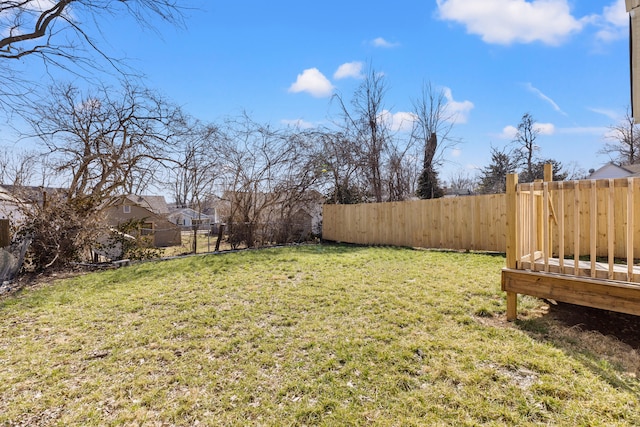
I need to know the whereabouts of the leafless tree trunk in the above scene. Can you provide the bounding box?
[219,114,292,247]
[412,83,458,199]
[411,82,458,169]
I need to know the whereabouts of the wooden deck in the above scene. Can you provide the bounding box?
[503,171,640,320]
[502,267,640,317]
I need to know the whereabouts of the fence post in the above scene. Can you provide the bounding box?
[505,173,519,321]
[215,223,225,252]
[544,163,554,261]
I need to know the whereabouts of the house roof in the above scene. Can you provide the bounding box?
[0,185,66,205]
[588,162,640,179]
[123,195,170,215]
[167,207,215,220]
[621,163,640,174]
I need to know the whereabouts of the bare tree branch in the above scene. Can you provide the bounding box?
[600,107,640,165]
[0,0,188,110]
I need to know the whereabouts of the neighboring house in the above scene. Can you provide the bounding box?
[588,163,640,179]
[168,207,217,230]
[0,185,67,225]
[104,195,181,247]
[219,190,324,240]
[443,187,475,197]
[0,185,26,223]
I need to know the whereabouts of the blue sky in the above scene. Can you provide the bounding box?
[2,0,635,182]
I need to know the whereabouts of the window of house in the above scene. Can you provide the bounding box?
[123,205,131,214]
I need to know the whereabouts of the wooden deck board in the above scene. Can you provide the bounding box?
[519,256,640,283]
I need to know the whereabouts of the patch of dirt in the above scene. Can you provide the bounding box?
[0,269,94,299]
[545,301,640,350]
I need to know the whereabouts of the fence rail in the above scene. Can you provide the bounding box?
[322,194,507,252]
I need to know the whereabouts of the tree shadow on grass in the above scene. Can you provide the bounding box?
[514,300,640,393]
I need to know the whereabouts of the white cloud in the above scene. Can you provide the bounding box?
[534,122,555,135]
[280,119,316,129]
[451,148,462,157]
[524,83,566,115]
[334,62,364,80]
[436,0,586,45]
[603,0,627,27]
[288,68,334,98]
[595,0,627,42]
[375,88,473,132]
[557,126,609,135]
[1,0,70,38]
[380,110,416,132]
[499,125,519,139]
[499,122,555,139]
[442,87,474,124]
[588,107,620,121]
[371,37,400,48]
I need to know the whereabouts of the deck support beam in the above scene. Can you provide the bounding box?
[502,268,640,317]
[506,292,517,321]
[505,173,519,320]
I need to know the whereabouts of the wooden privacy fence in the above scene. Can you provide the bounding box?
[322,194,507,252]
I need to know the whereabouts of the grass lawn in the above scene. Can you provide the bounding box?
[1,244,639,426]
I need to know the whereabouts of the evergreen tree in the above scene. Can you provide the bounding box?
[416,166,444,199]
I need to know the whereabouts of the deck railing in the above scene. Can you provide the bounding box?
[506,170,640,284]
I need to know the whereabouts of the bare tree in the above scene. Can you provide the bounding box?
[0,0,186,109]
[600,108,640,165]
[313,129,365,204]
[412,82,458,199]
[446,169,478,195]
[333,67,391,202]
[12,80,184,269]
[219,114,296,247]
[271,130,323,242]
[0,148,43,186]
[170,122,222,210]
[26,81,182,210]
[386,141,419,201]
[513,112,540,182]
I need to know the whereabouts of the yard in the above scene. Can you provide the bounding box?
[1,245,639,426]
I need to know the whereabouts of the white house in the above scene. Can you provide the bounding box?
[587,163,640,180]
[168,207,218,230]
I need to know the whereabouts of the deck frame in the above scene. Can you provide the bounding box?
[504,169,640,320]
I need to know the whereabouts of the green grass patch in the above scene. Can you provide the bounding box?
[0,244,638,426]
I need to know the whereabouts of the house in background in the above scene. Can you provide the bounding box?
[104,195,181,247]
[0,185,68,226]
[0,185,26,223]
[219,190,323,242]
[168,207,218,230]
[587,163,640,179]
